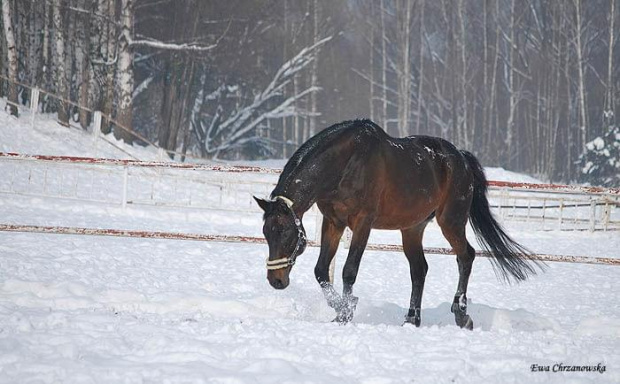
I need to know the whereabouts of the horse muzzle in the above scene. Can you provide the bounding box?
[267,268,290,290]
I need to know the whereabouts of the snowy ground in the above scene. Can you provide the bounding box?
[1,108,619,383]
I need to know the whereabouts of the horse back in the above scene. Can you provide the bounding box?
[369,134,470,229]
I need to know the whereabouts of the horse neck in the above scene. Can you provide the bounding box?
[274,138,354,216]
[273,169,319,217]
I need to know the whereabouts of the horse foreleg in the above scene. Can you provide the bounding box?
[314,217,345,311]
[336,217,372,324]
[401,226,428,327]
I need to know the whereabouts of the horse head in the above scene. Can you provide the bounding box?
[254,196,307,290]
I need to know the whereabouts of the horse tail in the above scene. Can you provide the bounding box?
[461,150,543,283]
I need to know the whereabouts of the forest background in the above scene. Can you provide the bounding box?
[1,0,619,184]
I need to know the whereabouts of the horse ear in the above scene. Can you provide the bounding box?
[253,196,273,213]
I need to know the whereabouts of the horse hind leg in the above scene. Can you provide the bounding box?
[437,206,475,330]
[401,224,429,327]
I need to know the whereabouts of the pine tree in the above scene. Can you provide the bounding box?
[577,125,620,187]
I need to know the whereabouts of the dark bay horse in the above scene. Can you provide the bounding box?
[254,119,540,329]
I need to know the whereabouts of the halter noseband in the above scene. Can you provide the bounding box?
[265,196,307,271]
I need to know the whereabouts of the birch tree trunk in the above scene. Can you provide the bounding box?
[482,0,489,149]
[309,0,320,137]
[2,0,19,116]
[458,0,469,148]
[53,0,69,125]
[606,0,616,125]
[41,0,50,90]
[64,0,74,120]
[574,0,588,146]
[115,0,134,143]
[415,0,425,134]
[78,0,94,129]
[282,0,289,157]
[380,0,388,129]
[487,0,501,161]
[27,1,38,87]
[88,0,105,118]
[101,0,117,134]
[397,0,413,137]
[369,0,375,122]
[505,0,517,166]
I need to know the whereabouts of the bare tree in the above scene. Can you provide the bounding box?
[2,0,18,116]
[573,0,588,146]
[101,0,117,134]
[53,0,69,125]
[605,0,616,125]
[78,0,95,129]
[396,0,413,137]
[115,0,134,142]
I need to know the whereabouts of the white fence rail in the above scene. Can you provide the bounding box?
[1,152,619,233]
[489,188,620,232]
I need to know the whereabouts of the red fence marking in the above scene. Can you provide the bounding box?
[0,224,617,267]
[0,152,282,174]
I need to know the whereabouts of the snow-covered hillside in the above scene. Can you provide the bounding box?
[0,113,619,383]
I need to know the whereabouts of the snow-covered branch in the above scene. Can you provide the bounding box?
[131,16,232,53]
[132,76,153,100]
[196,36,332,155]
[129,38,217,52]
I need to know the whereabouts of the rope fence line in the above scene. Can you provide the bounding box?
[0,223,617,267]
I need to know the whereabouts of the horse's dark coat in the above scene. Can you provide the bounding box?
[255,119,540,328]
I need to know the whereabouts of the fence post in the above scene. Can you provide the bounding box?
[603,201,610,232]
[92,111,102,157]
[558,198,564,229]
[541,198,547,231]
[122,165,129,209]
[343,228,352,249]
[158,147,166,161]
[589,199,596,232]
[93,111,102,136]
[329,255,336,284]
[314,206,322,243]
[30,88,40,129]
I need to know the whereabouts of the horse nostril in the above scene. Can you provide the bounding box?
[272,278,285,290]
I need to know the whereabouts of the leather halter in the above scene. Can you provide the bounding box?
[265,196,307,271]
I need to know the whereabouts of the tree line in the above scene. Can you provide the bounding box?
[1,0,618,183]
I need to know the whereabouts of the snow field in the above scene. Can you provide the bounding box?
[1,109,619,382]
[0,228,618,383]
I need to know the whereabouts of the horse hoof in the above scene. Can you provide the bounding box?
[464,316,474,330]
[332,312,353,324]
[403,315,421,327]
[332,316,349,325]
[456,315,473,330]
[332,297,358,324]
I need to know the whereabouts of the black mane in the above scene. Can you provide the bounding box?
[271,119,381,197]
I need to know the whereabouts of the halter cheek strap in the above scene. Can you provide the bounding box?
[265,196,306,271]
[275,195,294,209]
